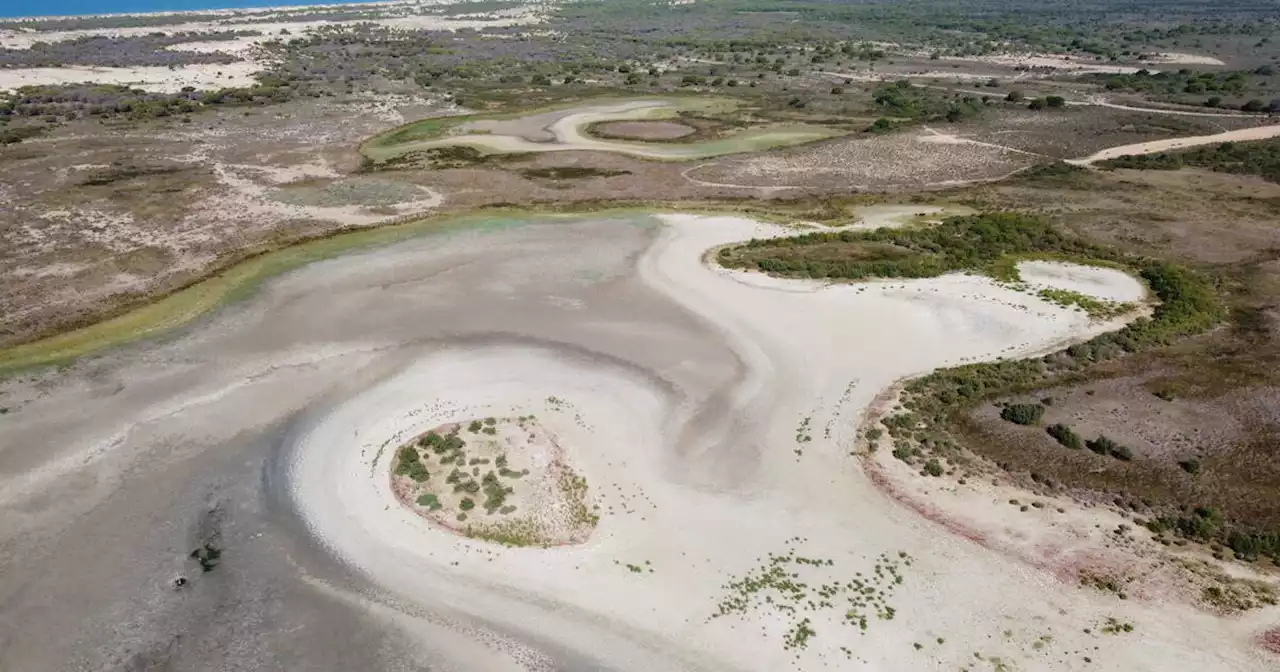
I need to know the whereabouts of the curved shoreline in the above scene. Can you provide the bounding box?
[10,112,1280,375]
[0,203,759,374]
[282,212,1270,670]
[362,97,844,163]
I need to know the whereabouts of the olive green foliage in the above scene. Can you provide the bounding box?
[1147,507,1280,561]
[1000,403,1045,425]
[394,445,430,481]
[1092,69,1252,98]
[1086,435,1132,461]
[1046,423,1082,449]
[1035,288,1130,319]
[416,493,443,510]
[1099,139,1280,184]
[480,470,514,512]
[724,213,1103,281]
[872,80,983,122]
[713,541,911,652]
[0,124,46,145]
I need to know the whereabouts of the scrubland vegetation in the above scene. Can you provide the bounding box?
[719,210,1275,560]
[1100,139,1280,183]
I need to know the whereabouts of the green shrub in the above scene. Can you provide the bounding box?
[460,497,475,511]
[1000,403,1045,425]
[1046,423,1082,449]
[416,493,443,510]
[1086,435,1115,456]
[923,459,944,477]
[1086,435,1131,460]
[1179,458,1201,474]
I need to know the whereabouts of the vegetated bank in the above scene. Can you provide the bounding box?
[1098,138,1280,183]
[0,197,888,376]
[717,212,1280,563]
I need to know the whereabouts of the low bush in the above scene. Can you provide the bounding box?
[1000,403,1045,425]
[1046,423,1082,449]
[1086,435,1132,461]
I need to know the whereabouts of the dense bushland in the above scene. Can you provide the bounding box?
[1100,140,1280,184]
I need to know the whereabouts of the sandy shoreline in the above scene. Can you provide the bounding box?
[282,213,1274,670]
[0,209,1274,669]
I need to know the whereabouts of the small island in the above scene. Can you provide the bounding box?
[390,415,598,547]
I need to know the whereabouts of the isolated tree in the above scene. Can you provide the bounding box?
[1241,99,1265,112]
[1045,95,1065,108]
[1005,90,1025,103]
[1028,98,1047,110]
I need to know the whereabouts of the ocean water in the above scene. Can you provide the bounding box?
[0,0,388,20]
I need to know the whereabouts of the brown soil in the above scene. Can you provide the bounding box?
[1261,626,1280,655]
[588,120,697,141]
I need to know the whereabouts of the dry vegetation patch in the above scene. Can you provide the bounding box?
[691,131,1034,190]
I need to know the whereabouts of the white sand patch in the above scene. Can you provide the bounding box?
[0,11,540,51]
[286,213,1270,671]
[1146,52,1227,66]
[1017,261,1147,303]
[164,37,264,57]
[941,53,1148,75]
[1069,124,1280,165]
[0,61,261,93]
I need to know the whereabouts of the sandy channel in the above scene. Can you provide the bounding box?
[286,214,1272,671]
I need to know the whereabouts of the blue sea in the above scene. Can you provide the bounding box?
[0,0,388,19]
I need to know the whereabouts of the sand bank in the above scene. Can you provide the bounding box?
[1017,260,1147,302]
